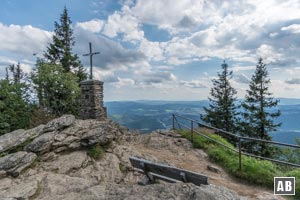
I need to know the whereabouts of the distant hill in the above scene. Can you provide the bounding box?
[105,99,300,144]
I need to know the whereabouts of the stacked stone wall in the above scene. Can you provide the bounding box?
[79,80,107,120]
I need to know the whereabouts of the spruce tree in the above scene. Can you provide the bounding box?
[8,62,25,84]
[0,63,31,134]
[44,6,87,81]
[240,58,281,156]
[201,61,238,137]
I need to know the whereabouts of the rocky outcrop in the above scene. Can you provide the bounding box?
[25,115,121,155]
[0,151,37,178]
[43,114,75,132]
[0,115,125,178]
[0,116,283,200]
[0,125,44,153]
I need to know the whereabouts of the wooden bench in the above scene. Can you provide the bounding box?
[129,156,209,186]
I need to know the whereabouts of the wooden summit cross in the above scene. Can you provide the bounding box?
[83,42,100,80]
[79,42,106,120]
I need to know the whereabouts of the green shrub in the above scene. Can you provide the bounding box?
[87,144,104,160]
[237,156,278,187]
[178,130,300,197]
[180,129,234,150]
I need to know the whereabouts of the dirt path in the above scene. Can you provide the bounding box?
[131,131,286,200]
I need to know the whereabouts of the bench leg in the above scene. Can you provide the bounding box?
[138,175,151,185]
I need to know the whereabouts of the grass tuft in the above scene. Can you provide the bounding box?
[119,163,127,174]
[87,144,104,160]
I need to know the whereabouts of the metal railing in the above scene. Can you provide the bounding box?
[172,113,300,170]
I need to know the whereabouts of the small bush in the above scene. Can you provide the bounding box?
[87,144,104,160]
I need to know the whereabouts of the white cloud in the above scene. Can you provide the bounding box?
[133,70,177,85]
[256,44,285,64]
[179,80,207,88]
[113,77,135,88]
[138,39,164,61]
[156,65,174,70]
[281,24,300,34]
[90,0,300,72]
[102,6,144,42]
[285,78,300,85]
[231,65,256,72]
[74,27,146,70]
[234,73,251,84]
[76,19,104,33]
[2,0,300,100]
[0,23,51,57]
[131,0,199,28]
[93,68,117,82]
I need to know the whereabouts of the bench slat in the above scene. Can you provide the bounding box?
[129,157,209,186]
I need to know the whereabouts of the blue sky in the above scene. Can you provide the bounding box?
[1,0,300,101]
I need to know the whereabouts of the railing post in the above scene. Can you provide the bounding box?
[191,121,194,143]
[238,137,242,171]
[172,114,175,130]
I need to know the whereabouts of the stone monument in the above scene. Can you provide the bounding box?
[79,42,107,120]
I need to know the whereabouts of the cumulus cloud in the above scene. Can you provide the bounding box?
[285,78,300,85]
[102,6,144,42]
[86,0,300,72]
[143,71,176,84]
[2,0,300,99]
[0,23,51,79]
[231,65,256,72]
[74,26,146,70]
[113,77,135,88]
[234,73,251,84]
[177,15,197,29]
[0,23,51,57]
[281,24,300,34]
[76,19,104,33]
[179,80,207,89]
[138,39,164,61]
[133,70,177,85]
[93,68,117,82]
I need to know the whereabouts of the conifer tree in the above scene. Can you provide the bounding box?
[44,6,87,81]
[240,58,281,156]
[0,63,31,134]
[8,62,25,84]
[201,61,238,136]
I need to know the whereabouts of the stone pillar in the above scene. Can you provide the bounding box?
[79,80,107,120]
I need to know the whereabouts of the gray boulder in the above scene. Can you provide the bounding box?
[24,118,120,155]
[25,132,55,153]
[0,125,44,153]
[43,115,75,132]
[0,151,37,177]
[80,126,114,146]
